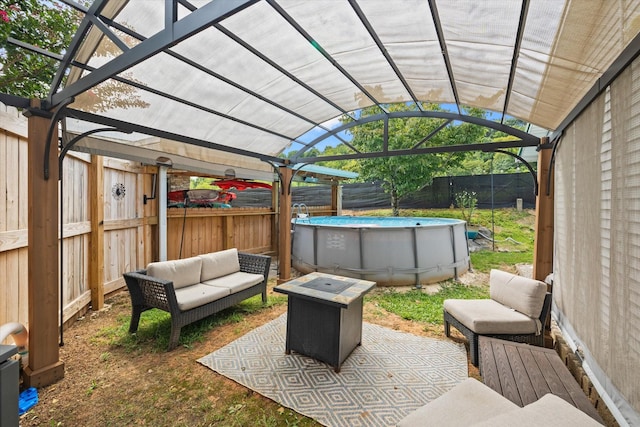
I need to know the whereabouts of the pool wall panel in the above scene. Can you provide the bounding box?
[292,217,470,286]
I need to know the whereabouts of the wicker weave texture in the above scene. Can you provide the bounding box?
[444,293,552,366]
[123,252,271,350]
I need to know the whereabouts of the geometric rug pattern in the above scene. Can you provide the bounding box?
[198,314,468,427]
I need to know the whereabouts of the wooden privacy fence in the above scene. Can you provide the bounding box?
[0,104,278,339]
[0,103,159,334]
[165,204,334,261]
[56,153,157,323]
[0,105,28,333]
[167,207,274,259]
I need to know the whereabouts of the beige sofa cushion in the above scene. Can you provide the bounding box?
[444,299,539,335]
[397,378,519,427]
[174,283,230,311]
[474,393,604,427]
[199,248,240,281]
[147,256,202,289]
[489,269,547,318]
[202,271,264,294]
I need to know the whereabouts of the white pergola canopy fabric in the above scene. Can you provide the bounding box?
[50,0,640,164]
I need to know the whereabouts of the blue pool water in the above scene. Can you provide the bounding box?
[295,216,462,227]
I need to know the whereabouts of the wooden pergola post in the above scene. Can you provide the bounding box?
[89,155,105,310]
[533,137,554,283]
[271,181,279,254]
[331,184,339,216]
[23,100,64,387]
[277,166,292,284]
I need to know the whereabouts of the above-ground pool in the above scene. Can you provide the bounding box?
[291,216,470,287]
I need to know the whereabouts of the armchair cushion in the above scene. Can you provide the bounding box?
[489,269,547,318]
[199,248,240,281]
[473,393,604,427]
[203,271,265,294]
[397,378,519,427]
[174,284,230,311]
[146,256,202,289]
[443,299,539,335]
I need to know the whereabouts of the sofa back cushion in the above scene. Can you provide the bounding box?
[147,256,202,289]
[489,269,547,318]
[199,248,240,282]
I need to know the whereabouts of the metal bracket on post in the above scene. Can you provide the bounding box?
[486,148,539,196]
[288,163,311,195]
[546,135,562,197]
[267,161,313,196]
[265,161,287,195]
[43,97,74,180]
[143,174,158,204]
[57,126,131,347]
[58,127,132,176]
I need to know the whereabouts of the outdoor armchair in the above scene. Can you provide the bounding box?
[443,269,552,366]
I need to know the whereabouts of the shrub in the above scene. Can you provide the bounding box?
[454,190,478,224]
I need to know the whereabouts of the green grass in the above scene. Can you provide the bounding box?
[80,208,536,426]
[96,294,283,352]
[470,250,534,272]
[361,207,535,273]
[103,208,534,347]
[362,207,535,327]
[370,281,489,325]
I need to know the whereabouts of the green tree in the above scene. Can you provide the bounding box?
[282,147,321,160]
[0,0,77,98]
[446,117,529,176]
[343,103,487,216]
[190,177,213,189]
[317,143,360,174]
[1,0,148,111]
[445,147,522,176]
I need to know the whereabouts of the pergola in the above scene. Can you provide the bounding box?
[16,0,631,163]
[4,1,640,422]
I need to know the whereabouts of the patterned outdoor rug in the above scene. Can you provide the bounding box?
[198,314,468,427]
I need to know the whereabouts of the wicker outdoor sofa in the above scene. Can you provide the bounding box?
[443,269,552,366]
[123,248,271,350]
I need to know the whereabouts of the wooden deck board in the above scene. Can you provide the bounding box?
[547,350,601,417]
[517,346,551,400]
[492,341,520,403]
[479,336,603,424]
[505,344,537,405]
[478,339,501,394]
[531,349,574,403]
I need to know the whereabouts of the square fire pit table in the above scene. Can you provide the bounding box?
[274,272,376,372]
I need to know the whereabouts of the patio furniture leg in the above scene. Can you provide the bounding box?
[168,322,182,351]
[129,307,143,333]
[470,334,479,366]
[444,309,480,365]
